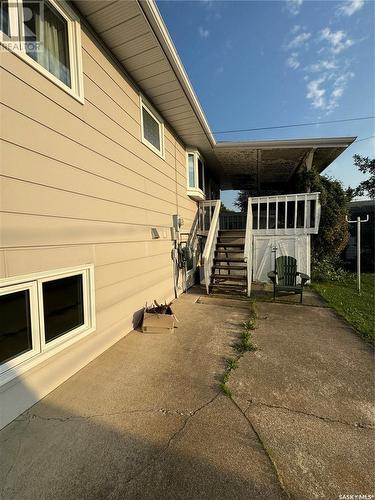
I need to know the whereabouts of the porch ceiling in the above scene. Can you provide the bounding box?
[213,137,356,191]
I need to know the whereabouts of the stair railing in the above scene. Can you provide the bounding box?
[202,199,221,294]
[244,198,253,297]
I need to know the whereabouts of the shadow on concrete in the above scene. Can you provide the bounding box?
[1,292,286,499]
[0,373,284,500]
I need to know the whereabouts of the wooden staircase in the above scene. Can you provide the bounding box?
[210,230,247,294]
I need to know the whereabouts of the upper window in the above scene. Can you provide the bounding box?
[0,0,10,37]
[0,0,83,100]
[0,265,95,384]
[140,97,164,157]
[186,150,205,200]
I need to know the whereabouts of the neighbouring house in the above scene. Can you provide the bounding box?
[0,0,355,429]
[343,200,375,272]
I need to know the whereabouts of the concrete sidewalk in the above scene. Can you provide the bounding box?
[0,289,374,499]
[229,300,375,499]
[0,290,285,500]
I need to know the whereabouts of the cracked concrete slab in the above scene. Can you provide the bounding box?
[246,404,375,499]
[229,301,375,499]
[0,289,286,499]
[1,291,373,499]
[231,302,374,425]
[120,394,286,499]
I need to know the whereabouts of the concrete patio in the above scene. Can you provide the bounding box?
[0,288,374,499]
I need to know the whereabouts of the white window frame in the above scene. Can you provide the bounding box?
[38,268,92,352]
[0,281,40,376]
[0,0,84,102]
[140,96,165,158]
[0,264,95,386]
[186,149,205,201]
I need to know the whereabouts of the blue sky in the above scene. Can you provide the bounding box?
[157,0,374,209]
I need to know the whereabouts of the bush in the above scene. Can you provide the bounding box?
[311,256,352,282]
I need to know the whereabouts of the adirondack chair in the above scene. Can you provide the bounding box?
[267,256,309,303]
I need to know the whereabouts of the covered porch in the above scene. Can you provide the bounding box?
[190,136,355,295]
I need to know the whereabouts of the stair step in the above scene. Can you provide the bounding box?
[214,265,247,270]
[212,284,247,290]
[216,243,244,248]
[211,283,247,291]
[218,235,245,239]
[219,230,245,235]
[215,247,243,254]
[217,239,245,243]
[214,258,245,263]
[212,274,247,281]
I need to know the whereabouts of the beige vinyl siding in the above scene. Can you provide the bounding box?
[0,24,197,428]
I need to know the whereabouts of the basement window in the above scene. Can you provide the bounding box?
[0,282,40,368]
[186,150,205,201]
[0,0,83,101]
[140,97,164,158]
[0,265,95,385]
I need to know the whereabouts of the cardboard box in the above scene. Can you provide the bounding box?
[142,312,175,334]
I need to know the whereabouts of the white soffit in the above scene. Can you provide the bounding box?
[74,0,215,162]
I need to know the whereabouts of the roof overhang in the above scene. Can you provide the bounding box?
[73,0,356,192]
[214,137,356,190]
[73,0,216,161]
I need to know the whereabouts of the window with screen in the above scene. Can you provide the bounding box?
[141,99,164,157]
[0,0,83,99]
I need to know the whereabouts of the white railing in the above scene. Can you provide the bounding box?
[199,199,218,233]
[202,200,221,294]
[250,192,321,235]
[244,200,253,297]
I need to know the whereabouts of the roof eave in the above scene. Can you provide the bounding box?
[139,0,216,148]
[215,136,357,150]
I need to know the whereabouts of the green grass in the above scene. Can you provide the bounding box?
[219,382,232,398]
[220,304,258,397]
[234,316,258,353]
[312,273,374,345]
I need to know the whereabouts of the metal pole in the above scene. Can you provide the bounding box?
[346,215,369,294]
[357,217,361,293]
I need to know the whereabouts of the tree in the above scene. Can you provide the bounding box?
[350,154,375,199]
[220,202,237,214]
[295,169,350,258]
[234,191,250,213]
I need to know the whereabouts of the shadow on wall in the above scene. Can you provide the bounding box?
[132,308,144,331]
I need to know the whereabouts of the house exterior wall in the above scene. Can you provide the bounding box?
[0,24,197,429]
